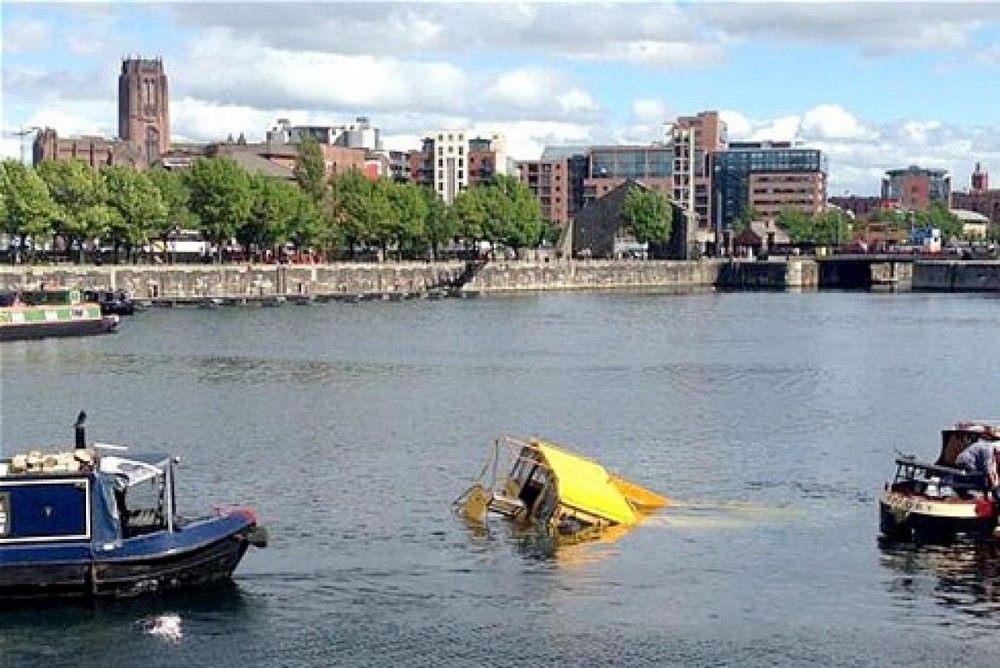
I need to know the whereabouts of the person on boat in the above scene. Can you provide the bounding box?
[956,434,1000,498]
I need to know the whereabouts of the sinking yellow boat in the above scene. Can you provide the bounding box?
[456,435,668,535]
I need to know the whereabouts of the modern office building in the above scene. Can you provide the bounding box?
[712,141,827,229]
[584,144,672,205]
[881,165,951,210]
[266,117,382,152]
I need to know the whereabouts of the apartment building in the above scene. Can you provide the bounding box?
[516,146,588,225]
[407,131,506,203]
[669,111,727,230]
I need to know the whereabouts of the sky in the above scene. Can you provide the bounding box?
[2,1,999,196]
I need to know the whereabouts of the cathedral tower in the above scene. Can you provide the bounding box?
[118,57,169,165]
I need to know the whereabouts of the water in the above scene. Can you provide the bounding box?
[1,291,999,666]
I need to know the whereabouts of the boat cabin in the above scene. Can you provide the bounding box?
[0,447,178,547]
[458,435,668,536]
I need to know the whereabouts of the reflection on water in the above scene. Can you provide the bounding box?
[880,539,1000,627]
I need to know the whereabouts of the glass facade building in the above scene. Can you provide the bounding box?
[712,142,827,228]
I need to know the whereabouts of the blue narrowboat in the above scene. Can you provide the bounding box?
[0,414,267,599]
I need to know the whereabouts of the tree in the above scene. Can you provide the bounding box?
[185,157,253,262]
[286,188,321,254]
[776,207,813,244]
[293,136,326,203]
[0,160,59,261]
[813,209,850,246]
[147,167,194,263]
[325,169,375,258]
[917,202,962,242]
[423,191,457,260]
[36,159,111,262]
[733,205,760,234]
[239,175,292,258]
[386,181,428,259]
[488,174,542,251]
[453,186,488,246]
[621,185,670,245]
[101,165,168,263]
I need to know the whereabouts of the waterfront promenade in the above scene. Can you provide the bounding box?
[1,258,999,301]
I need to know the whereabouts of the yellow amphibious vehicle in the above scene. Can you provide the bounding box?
[456,435,668,536]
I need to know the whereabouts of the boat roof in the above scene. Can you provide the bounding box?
[533,440,640,526]
[1,446,171,485]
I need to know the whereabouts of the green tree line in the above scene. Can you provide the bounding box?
[0,139,548,263]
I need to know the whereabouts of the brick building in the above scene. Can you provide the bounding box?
[951,162,1000,224]
[881,165,950,210]
[34,57,169,169]
[516,147,588,226]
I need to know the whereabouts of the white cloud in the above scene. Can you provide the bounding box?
[176,32,469,114]
[694,2,1000,56]
[483,68,600,118]
[2,19,50,53]
[633,100,670,125]
[800,105,873,141]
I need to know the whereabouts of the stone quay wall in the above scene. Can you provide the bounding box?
[3,258,997,297]
[468,259,723,291]
[0,263,465,300]
[912,261,1000,291]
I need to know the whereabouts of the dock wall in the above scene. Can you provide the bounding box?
[912,261,1000,291]
[1,259,997,297]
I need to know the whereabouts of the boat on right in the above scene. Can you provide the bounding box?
[879,421,1000,544]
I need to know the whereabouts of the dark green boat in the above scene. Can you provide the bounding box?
[0,288,119,341]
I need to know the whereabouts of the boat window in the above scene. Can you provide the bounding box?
[121,473,167,537]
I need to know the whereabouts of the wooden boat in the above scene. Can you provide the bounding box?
[0,288,119,341]
[456,435,668,536]
[0,413,267,599]
[879,421,1000,543]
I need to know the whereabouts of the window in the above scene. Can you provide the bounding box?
[448,146,453,154]
[458,170,464,179]
[438,159,443,167]
[458,158,463,167]
[448,134,453,141]
[438,183,444,191]
[458,146,463,156]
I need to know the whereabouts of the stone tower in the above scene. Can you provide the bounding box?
[971,162,988,193]
[118,57,169,165]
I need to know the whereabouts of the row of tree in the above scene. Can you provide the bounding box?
[735,201,996,246]
[0,139,551,263]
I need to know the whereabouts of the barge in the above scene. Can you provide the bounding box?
[0,413,267,600]
[0,288,119,341]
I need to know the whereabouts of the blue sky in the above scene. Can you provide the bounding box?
[3,1,999,195]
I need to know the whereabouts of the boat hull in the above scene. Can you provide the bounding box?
[878,490,996,543]
[0,527,256,600]
[0,316,118,341]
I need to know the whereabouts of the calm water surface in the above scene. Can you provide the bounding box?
[1,291,999,666]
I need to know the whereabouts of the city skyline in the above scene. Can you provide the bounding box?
[3,1,999,196]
